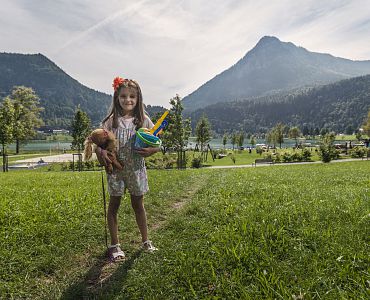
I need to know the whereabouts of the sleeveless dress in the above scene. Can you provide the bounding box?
[102,116,154,196]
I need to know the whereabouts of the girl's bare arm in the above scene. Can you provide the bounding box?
[134,147,160,157]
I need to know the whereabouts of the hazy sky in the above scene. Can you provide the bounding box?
[1,0,370,107]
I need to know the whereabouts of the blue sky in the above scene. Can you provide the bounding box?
[1,0,370,107]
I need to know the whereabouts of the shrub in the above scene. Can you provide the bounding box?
[273,153,281,163]
[282,152,292,162]
[319,133,337,163]
[163,154,176,169]
[350,146,366,158]
[332,149,341,160]
[319,145,332,163]
[68,160,84,171]
[302,148,312,161]
[263,153,272,159]
[191,157,202,168]
[94,160,102,169]
[145,153,177,169]
[229,153,236,164]
[211,149,220,159]
[219,149,227,155]
[145,156,163,169]
[84,160,95,170]
[291,152,303,162]
[47,164,56,172]
[61,162,68,171]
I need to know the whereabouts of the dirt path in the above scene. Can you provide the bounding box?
[81,172,211,295]
[15,153,83,163]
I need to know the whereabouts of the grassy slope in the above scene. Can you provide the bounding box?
[1,162,369,299]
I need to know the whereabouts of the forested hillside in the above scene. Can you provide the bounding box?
[0,53,111,128]
[188,75,370,134]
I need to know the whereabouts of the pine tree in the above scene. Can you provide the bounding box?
[161,95,191,168]
[71,107,91,153]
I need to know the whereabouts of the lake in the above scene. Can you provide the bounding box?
[8,137,350,152]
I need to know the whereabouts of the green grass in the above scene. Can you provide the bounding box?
[1,162,369,299]
[0,169,210,299]
[117,162,370,299]
[335,134,369,141]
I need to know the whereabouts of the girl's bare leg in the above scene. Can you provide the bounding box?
[130,194,148,242]
[107,195,122,245]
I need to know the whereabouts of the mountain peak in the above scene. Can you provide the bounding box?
[182,36,370,111]
[252,36,290,52]
[257,36,281,44]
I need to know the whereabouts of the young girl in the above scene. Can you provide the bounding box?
[96,76,160,261]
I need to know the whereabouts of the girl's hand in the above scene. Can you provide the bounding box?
[134,147,160,157]
[95,147,112,166]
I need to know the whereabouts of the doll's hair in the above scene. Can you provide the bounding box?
[83,128,116,161]
[84,137,94,160]
[102,79,145,130]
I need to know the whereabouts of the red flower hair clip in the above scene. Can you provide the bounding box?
[112,76,125,91]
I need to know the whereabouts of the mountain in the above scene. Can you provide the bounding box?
[0,53,111,128]
[188,74,370,134]
[182,36,370,111]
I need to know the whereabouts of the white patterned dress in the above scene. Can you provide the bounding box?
[102,116,154,197]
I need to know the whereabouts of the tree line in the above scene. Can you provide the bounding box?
[2,85,369,171]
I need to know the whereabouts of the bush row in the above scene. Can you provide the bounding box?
[266,148,313,163]
[350,146,369,158]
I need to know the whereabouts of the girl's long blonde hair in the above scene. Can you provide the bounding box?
[102,79,145,130]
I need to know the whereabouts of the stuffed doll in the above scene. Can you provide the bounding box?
[84,128,123,173]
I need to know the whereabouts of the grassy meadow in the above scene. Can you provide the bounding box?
[0,161,369,299]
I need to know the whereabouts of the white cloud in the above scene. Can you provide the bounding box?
[1,0,369,107]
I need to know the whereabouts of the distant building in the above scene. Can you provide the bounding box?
[52,129,70,134]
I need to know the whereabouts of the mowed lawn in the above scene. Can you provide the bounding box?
[1,161,369,299]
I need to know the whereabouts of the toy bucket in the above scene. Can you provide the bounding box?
[135,128,162,148]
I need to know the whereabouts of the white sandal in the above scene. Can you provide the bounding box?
[142,240,158,253]
[108,244,125,261]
